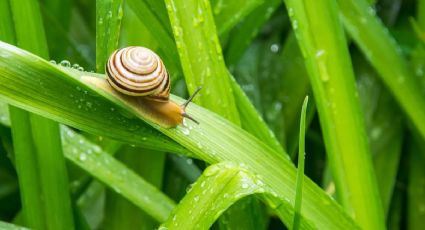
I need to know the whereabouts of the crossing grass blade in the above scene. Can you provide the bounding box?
[0,41,359,229]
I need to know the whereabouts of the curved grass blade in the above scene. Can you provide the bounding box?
[292,96,308,230]
[159,162,287,229]
[0,42,359,229]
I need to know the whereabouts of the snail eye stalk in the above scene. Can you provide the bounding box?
[181,86,202,125]
[181,86,202,109]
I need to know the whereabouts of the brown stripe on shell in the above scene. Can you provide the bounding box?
[105,47,170,99]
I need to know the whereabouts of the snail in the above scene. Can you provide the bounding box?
[105,46,200,128]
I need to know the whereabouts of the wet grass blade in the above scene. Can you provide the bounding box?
[96,0,123,72]
[62,126,175,222]
[283,0,385,229]
[7,0,74,228]
[0,42,359,229]
[292,96,308,230]
[338,0,425,140]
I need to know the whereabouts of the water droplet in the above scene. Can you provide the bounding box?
[179,126,190,135]
[72,63,80,69]
[186,183,194,193]
[79,153,87,161]
[270,44,279,53]
[315,49,325,58]
[186,158,193,165]
[292,20,298,29]
[59,60,71,67]
[370,127,381,140]
[49,60,57,64]
[204,165,220,176]
[213,0,224,15]
[288,8,294,17]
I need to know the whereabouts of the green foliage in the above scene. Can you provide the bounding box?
[0,0,423,229]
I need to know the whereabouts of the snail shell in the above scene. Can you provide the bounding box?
[106,47,170,101]
[105,46,199,128]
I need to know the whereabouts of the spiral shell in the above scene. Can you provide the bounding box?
[106,47,170,101]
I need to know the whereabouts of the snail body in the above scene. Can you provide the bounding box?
[105,46,199,128]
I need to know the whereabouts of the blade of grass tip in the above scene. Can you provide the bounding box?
[280,33,314,157]
[292,96,308,230]
[96,0,124,72]
[283,0,385,229]
[338,0,425,140]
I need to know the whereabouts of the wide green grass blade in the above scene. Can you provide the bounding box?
[283,0,385,229]
[96,0,123,72]
[160,162,272,230]
[338,0,425,140]
[0,42,359,229]
[354,49,403,215]
[7,0,74,228]
[165,0,240,124]
[292,96,308,230]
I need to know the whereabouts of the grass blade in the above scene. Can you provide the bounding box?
[160,162,268,229]
[7,0,74,228]
[96,0,124,72]
[283,0,385,229]
[0,42,359,229]
[61,126,175,222]
[338,0,425,140]
[292,96,308,230]
[211,0,263,36]
[165,0,240,124]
